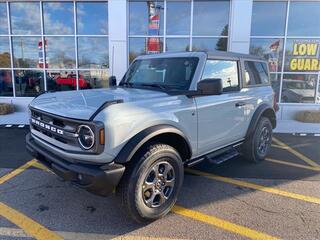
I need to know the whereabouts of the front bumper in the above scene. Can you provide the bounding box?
[26,133,125,196]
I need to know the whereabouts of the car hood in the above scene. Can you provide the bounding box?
[29,87,168,120]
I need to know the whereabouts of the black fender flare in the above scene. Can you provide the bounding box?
[245,103,276,138]
[114,125,192,164]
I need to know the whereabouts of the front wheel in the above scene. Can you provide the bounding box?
[116,143,184,223]
[242,117,273,163]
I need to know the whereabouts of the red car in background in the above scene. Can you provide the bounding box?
[55,74,90,89]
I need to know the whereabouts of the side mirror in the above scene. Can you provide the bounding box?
[197,78,222,95]
[109,76,117,87]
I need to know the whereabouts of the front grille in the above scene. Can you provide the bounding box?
[30,109,80,147]
[29,108,104,154]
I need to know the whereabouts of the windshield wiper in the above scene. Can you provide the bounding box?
[120,82,134,88]
[139,83,168,90]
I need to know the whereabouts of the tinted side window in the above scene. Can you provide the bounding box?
[244,61,269,86]
[202,60,239,92]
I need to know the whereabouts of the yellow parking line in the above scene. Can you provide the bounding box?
[272,137,320,168]
[30,161,51,172]
[186,168,320,205]
[0,159,38,185]
[0,202,63,240]
[266,158,320,172]
[271,144,289,150]
[172,205,279,240]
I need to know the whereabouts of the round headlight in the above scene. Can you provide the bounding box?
[77,125,95,150]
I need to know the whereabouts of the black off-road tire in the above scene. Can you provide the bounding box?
[242,117,273,163]
[116,143,184,223]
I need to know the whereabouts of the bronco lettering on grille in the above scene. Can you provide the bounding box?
[31,118,64,135]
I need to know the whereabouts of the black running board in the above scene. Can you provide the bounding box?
[185,141,243,167]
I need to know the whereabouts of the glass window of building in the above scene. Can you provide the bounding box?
[43,2,74,35]
[251,2,287,36]
[78,70,109,89]
[193,1,229,36]
[0,1,109,97]
[250,1,320,105]
[166,1,191,35]
[129,0,230,62]
[10,2,41,35]
[77,2,108,35]
[78,37,109,69]
[0,3,8,34]
[0,37,11,68]
[129,1,164,36]
[129,37,163,63]
[288,2,320,36]
[166,38,189,52]
[192,37,227,52]
[46,70,77,92]
[44,37,76,69]
[0,70,13,97]
[14,70,44,97]
[12,37,41,68]
[250,38,284,72]
[281,74,317,103]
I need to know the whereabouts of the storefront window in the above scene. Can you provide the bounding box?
[0,70,13,97]
[251,2,287,36]
[284,39,320,72]
[78,70,109,89]
[43,2,74,35]
[166,38,189,52]
[77,2,108,35]
[12,37,41,68]
[250,38,284,72]
[78,37,109,69]
[281,74,317,103]
[0,37,11,68]
[288,2,320,36]
[193,1,229,36]
[192,37,227,52]
[128,0,229,62]
[14,70,44,97]
[10,2,41,35]
[44,37,76,69]
[166,1,191,35]
[0,3,8,34]
[129,1,164,36]
[46,70,76,92]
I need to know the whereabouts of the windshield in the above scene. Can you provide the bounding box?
[121,57,199,91]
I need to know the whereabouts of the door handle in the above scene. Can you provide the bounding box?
[235,102,246,107]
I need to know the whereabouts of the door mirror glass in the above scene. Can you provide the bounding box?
[197,78,222,95]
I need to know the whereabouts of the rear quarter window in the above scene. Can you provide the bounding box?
[244,61,269,86]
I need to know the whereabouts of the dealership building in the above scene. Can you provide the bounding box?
[0,0,319,128]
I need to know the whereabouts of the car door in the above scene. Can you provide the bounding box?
[195,59,248,155]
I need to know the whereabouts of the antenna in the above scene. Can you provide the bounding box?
[111,45,115,77]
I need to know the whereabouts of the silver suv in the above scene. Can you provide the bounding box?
[26,51,277,222]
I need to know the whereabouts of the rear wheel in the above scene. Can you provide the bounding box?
[242,117,273,163]
[116,143,184,223]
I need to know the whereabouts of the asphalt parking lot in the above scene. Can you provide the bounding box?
[0,127,320,240]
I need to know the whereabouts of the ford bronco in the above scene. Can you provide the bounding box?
[26,51,277,222]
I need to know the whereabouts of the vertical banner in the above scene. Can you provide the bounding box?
[146,2,161,54]
[38,39,48,68]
